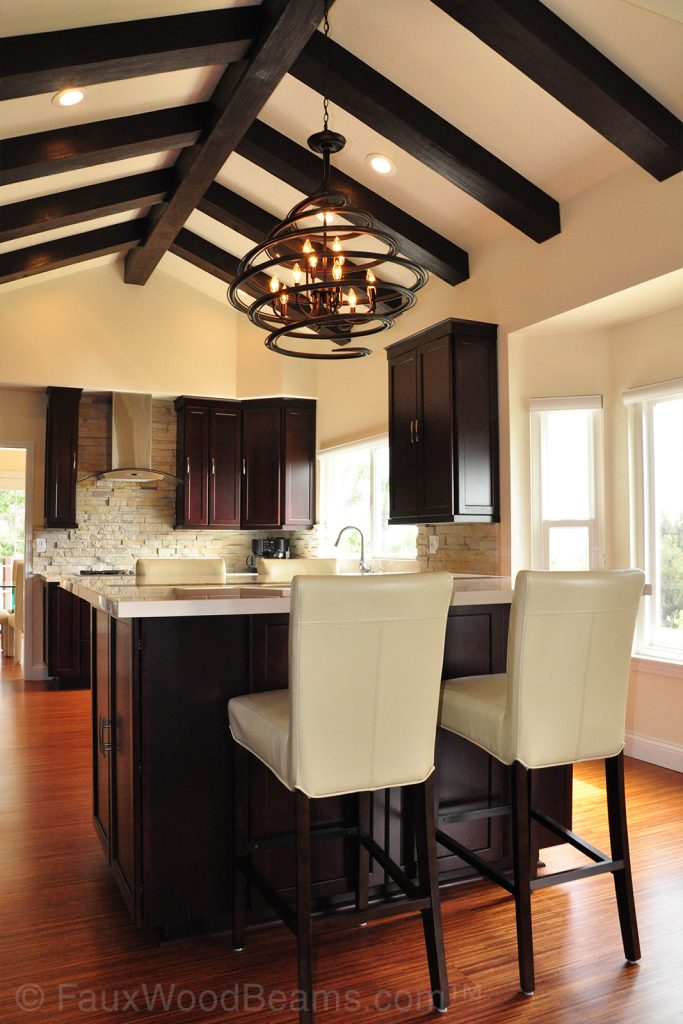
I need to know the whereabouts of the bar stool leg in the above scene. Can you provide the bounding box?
[356,792,371,920]
[232,743,249,952]
[413,775,450,1013]
[295,790,314,1024]
[605,753,641,963]
[511,761,535,995]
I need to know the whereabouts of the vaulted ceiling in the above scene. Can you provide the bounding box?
[1,0,681,298]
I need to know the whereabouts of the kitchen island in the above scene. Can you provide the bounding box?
[48,573,570,938]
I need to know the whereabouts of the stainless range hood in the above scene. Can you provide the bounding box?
[98,393,180,484]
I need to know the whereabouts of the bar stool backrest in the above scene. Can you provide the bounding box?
[288,572,453,798]
[505,570,645,769]
[135,558,226,584]
[12,557,24,635]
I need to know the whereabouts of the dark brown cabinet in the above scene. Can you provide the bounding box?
[46,582,90,688]
[174,397,241,529]
[241,398,316,530]
[44,386,82,528]
[387,319,499,524]
[91,610,141,924]
[175,396,315,531]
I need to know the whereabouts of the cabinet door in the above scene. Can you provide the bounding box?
[180,405,210,527]
[47,583,80,682]
[282,404,315,528]
[418,334,454,520]
[110,619,141,925]
[45,387,81,528]
[92,609,111,855]
[242,405,282,528]
[209,406,241,527]
[388,350,419,521]
[454,337,499,518]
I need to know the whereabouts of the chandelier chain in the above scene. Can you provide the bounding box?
[323,0,330,131]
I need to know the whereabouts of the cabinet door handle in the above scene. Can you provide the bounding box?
[410,419,414,445]
[186,457,190,476]
[98,715,112,756]
[211,457,216,476]
[414,418,420,444]
[242,458,247,477]
[72,451,77,471]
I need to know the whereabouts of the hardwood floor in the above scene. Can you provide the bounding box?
[1,653,681,1023]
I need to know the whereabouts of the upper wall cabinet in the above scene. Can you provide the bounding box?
[175,397,241,529]
[241,399,316,530]
[386,319,499,524]
[175,397,315,531]
[44,386,82,528]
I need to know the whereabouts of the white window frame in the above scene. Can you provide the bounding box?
[530,396,605,571]
[317,435,417,562]
[625,377,683,663]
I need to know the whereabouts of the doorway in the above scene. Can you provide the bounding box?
[0,446,27,671]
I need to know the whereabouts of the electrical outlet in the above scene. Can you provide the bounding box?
[428,535,439,555]
[35,537,47,553]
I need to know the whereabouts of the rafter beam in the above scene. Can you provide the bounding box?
[0,8,261,101]
[236,121,469,286]
[0,171,172,243]
[432,0,683,181]
[292,32,560,242]
[0,221,143,285]
[0,106,206,186]
[198,183,278,240]
[170,227,242,285]
[124,0,330,287]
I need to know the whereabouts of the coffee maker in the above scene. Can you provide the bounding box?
[246,537,290,570]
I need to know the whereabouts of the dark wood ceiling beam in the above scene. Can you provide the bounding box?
[198,182,278,240]
[292,32,560,242]
[0,105,206,186]
[124,0,330,287]
[0,221,143,285]
[432,0,683,181]
[0,170,172,243]
[236,120,469,286]
[0,8,261,101]
[170,227,242,285]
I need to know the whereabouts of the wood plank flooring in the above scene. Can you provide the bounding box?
[1,654,681,1023]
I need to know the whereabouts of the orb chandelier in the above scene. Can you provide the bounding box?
[227,3,427,360]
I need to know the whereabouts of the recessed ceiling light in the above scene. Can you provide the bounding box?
[366,153,396,176]
[52,88,85,107]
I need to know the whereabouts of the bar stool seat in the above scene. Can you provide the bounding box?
[437,569,645,996]
[228,572,454,1024]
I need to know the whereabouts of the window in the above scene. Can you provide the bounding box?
[0,489,25,560]
[625,378,683,662]
[318,437,417,561]
[530,396,604,570]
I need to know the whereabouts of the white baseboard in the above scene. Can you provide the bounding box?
[625,731,683,773]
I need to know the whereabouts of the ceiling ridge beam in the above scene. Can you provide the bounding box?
[0,170,173,243]
[0,105,207,186]
[432,0,683,181]
[0,220,143,285]
[0,8,261,101]
[292,32,560,242]
[236,120,469,286]
[124,0,331,287]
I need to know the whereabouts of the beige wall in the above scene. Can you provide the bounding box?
[1,264,240,397]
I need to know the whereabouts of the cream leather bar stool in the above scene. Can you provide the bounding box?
[228,572,453,1024]
[437,569,644,996]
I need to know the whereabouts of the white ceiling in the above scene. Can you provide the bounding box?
[0,0,681,299]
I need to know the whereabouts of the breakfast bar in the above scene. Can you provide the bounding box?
[49,573,571,938]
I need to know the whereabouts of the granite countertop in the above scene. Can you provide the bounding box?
[40,571,513,619]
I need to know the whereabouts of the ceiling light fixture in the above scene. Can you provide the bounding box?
[52,88,85,107]
[367,153,396,176]
[227,2,426,360]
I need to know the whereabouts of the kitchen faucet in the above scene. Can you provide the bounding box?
[334,526,371,574]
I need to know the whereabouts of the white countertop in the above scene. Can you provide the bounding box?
[42,571,513,619]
